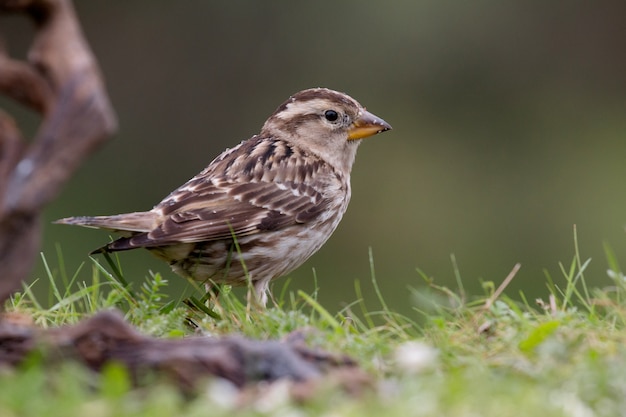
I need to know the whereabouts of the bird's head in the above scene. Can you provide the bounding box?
[261,88,392,172]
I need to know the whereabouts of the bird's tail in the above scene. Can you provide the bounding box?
[54,212,158,235]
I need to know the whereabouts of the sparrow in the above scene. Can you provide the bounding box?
[56,88,392,305]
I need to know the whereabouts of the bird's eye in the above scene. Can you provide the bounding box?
[324,110,339,122]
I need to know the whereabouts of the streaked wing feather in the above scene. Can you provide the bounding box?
[106,137,343,251]
[113,181,329,249]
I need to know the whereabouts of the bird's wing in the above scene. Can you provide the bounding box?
[107,177,335,250]
[104,137,346,252]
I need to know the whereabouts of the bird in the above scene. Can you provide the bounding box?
[56,88,392,305]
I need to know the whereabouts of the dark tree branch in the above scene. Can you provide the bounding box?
[0,0,117,302]
[0,52,53,113]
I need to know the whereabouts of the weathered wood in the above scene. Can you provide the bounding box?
[0,0,117,302]
[0,310,366,396]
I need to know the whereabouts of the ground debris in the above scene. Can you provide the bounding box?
[0,310,369,397]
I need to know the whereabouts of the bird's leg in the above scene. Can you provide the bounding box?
[252,278,270,307]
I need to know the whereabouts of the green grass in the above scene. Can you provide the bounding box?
[3,238,626,416]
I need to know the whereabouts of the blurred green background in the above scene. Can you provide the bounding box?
[2,2,626,315]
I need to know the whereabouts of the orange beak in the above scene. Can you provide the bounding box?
[347,110,392,140]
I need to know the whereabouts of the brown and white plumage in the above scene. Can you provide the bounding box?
[56,88,391,304]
